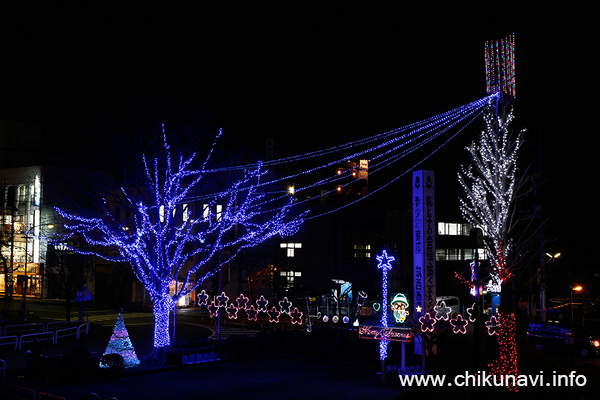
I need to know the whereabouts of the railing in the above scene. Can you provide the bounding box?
[0,321,90,350]
[3,323,45,336]
[0,383,67,400]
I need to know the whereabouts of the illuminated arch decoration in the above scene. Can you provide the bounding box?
[434,301,452,321]
[449,314,469,334]
[418,313,436,333]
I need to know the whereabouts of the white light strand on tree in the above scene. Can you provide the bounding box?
[458,105,524,289]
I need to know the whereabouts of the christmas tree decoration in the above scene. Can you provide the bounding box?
[100,313,140,369]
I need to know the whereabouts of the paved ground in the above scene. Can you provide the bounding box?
[1,319,405,400]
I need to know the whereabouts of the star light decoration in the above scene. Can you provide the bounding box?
[376,250,395,360]
[54,129,307,351]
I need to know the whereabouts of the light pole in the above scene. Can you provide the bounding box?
[376,250,394,384]
[540,252,560,322]
[570,285,582,366]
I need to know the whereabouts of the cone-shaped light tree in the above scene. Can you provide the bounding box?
[56,128,306,354]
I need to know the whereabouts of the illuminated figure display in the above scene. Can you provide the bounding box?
[391,293,409,323]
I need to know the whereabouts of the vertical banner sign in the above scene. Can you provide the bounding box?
[413,170,436,321]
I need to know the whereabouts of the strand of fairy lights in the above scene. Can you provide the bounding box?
[249,94,495,217]
[203,98,493,173]
[192,100,480,203]
[190,95,495,206]
[303,100,491,220]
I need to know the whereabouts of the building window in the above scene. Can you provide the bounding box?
[280,270,301,288]
[436,248,488,261]
[437,222,473,236]
[353,244,371,258]
[280,242,302,257]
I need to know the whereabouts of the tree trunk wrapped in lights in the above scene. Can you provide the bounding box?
[55,127,307,356]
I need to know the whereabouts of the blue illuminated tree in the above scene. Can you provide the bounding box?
[56,128,306,356]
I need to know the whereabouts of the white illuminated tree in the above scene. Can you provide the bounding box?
[56,128,306,356]
[458,105,525,292]
[458,102,527,387]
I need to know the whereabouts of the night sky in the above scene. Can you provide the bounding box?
[0,7,596,279]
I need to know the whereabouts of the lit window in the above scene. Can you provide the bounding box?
[216,204,223,221]
[279,270,301,288]
[159,205,165,223]
[353,244,371,258]
[438,222,473,236]
[182,203,189,221]
[280,243,302,257]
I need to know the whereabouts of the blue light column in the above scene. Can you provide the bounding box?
[376,250,395,360]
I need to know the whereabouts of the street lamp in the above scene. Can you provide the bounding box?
[570,285,583,365]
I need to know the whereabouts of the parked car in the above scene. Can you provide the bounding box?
[527,322,600,358]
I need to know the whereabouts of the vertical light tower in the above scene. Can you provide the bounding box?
[376,250,395,360]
